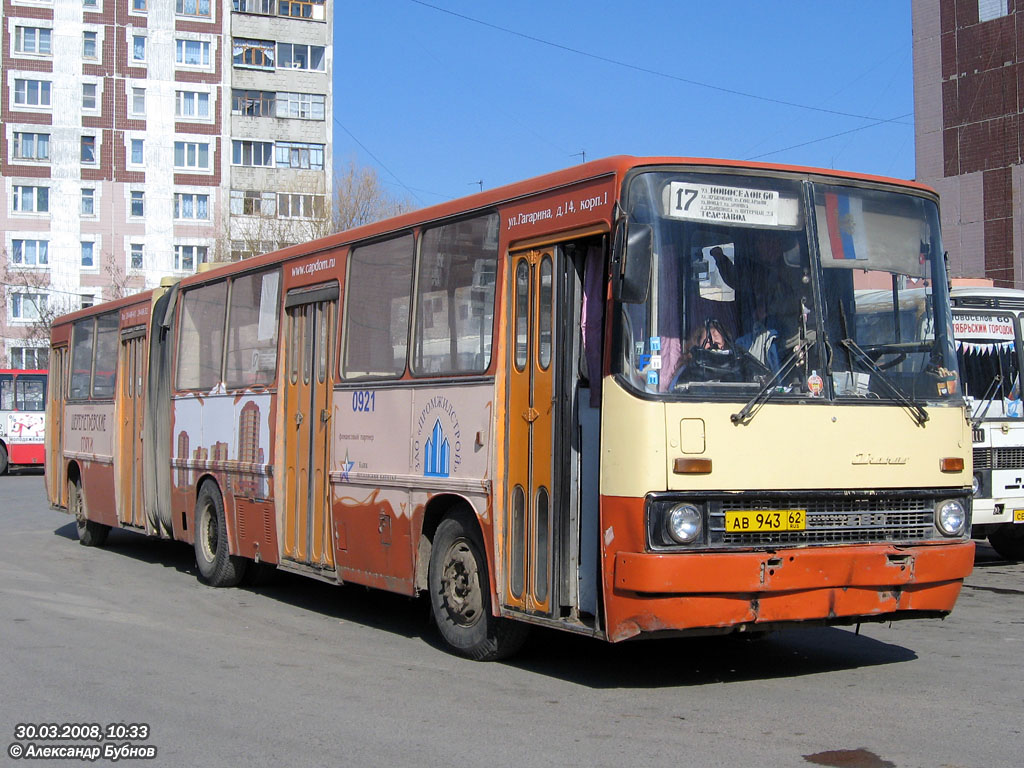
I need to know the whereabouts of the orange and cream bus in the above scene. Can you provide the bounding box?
[46,156,974,659]
[1,368,46,474]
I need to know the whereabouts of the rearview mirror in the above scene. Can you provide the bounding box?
[612,220,652,303]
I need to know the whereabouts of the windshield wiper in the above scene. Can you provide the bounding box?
[840,338,929,427]
[731,337,811,425]
[970,374,1003,426]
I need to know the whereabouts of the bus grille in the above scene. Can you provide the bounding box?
[975,446,1024,469]
[974,447,991,469]
[708,496,938,547]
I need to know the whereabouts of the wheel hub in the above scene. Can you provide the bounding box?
[441,540,482,626]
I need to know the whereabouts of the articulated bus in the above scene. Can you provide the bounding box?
[1,369,46,474]
[46,156,974,659]
[951,287,1024,560]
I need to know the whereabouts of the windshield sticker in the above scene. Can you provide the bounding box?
[666,182,779,226]
[647,370,659,387]
[807,371,824,397]
[823,193,869,261]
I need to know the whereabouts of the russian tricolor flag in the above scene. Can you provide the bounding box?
[824,192,867,261]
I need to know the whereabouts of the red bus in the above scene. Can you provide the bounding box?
[1,369,46,474]
[46,156,974,659]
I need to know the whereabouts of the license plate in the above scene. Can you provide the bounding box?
[725,509,806,533]
[1013,509,1024,524]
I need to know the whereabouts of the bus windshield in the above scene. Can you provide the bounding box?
[619,171,960,404]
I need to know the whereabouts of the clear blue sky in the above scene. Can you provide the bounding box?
[333,1,915,208]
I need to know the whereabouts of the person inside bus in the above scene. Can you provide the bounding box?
[670,318,735,386]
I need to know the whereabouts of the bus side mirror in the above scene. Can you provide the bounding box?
[612,220,652,304]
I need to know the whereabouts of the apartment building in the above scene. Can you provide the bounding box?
[0,0,332,368]
[913,0,1021,286]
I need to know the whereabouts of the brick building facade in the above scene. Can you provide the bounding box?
[913,0,1023,286]
[0,0,332,369]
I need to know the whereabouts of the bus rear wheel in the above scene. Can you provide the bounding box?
[0,443,8,475]
[428,512,528,661]
[194,483,246,587]
[989,523,1024,561]
[71,477,109,547]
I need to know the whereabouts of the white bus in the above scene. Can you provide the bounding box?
[952,287,1024,560]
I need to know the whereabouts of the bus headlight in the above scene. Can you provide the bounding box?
[972,474,981,497]
[935,499,967,537]
[666,504,702,544]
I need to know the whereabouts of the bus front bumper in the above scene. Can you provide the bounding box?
[606,541,975,642]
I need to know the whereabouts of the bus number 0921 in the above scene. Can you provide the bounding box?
[352,391,375,412]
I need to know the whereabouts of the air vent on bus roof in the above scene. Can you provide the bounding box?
[953,296,1024,310]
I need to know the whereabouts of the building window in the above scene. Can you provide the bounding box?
[10,346,49,370]
[176,0,211,17]
[277,42,325,71]
[277,92,325,120]
[233,38,275,68]
[231,89,275,116]
[176,39,211,67]
[11,239,49,266]
[81,136,97,164]
[132,35,146,61]
[82,83,97,110]
[130,243,144,270]
[278,193,325,219]
[979,0,1009,21]
[80,295,95,310]
[14,27,52,55]
[14,79,51,107]
[232,140,274,167]
[12,186,49,213]
[174,193,210,220]
[132,0,147,10]
[131,87,146,115]
[275,141,324,170]
[175,90,210,118]
[233,0,273,13]
[174,141,210,170]
[174,245,208,273]
[83,0,98,8]
[130,139,144,165]
[130,191,145,217]
[12,132,49,161]
[81,188,95,216]
[81,242,95,268]
[83,31,98,59]
[278,0,326,20]
[10,292,48,322]
[230,189,276,216]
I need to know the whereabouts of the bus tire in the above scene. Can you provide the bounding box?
[194,483,246,587]
[988,523,1024,561]
[71,478,109,547]
[0,443,8,475]
[428,511,528,661]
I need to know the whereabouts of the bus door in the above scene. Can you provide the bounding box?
[282,285,338,570]
[117,330,147,528]
[47,349,67,505]
[505,248,564,616]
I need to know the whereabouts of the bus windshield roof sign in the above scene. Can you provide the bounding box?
[664,181,784,227]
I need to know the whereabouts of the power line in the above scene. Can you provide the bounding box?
[332,116,424,205]
[406,0,912,126]
[744,113,913,161]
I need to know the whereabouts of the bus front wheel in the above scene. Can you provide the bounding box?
[71,478,109,547]
[194,483,246,587]
[428,511,528,661]
[989,523,1024,561]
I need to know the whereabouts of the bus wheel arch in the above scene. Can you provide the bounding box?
[193,478,247,587]
[0,440,8,475]
[425,501,528,661]
[68,463,109,547]
[989,523,1024,561]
